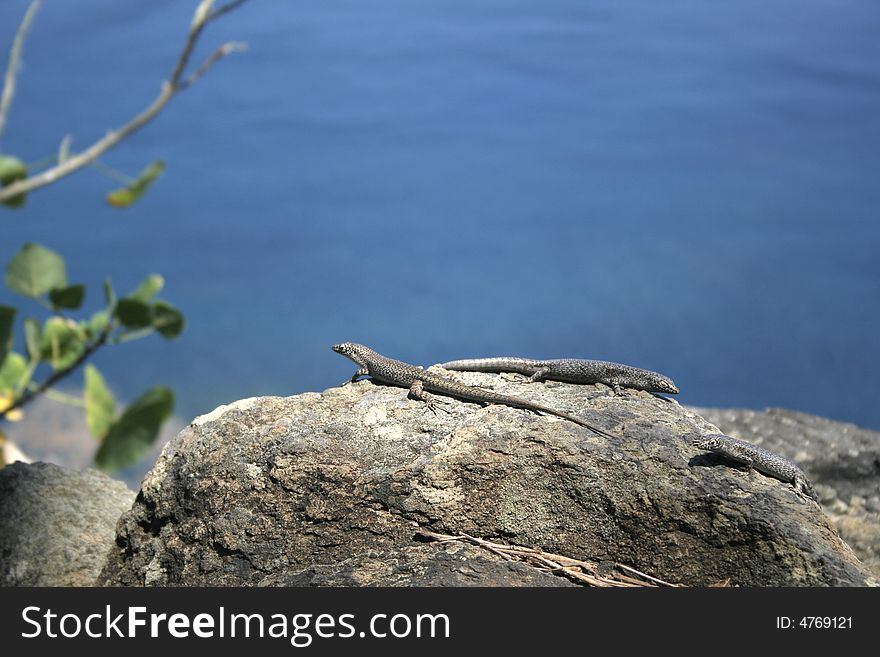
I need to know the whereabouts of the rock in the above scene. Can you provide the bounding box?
[0,461,135,586]
[692,407,880,578]
[98,377,875,587]
[262,543,576,586]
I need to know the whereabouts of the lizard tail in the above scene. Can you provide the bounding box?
[489,393,618,439]
[439,358,539,375]
[428,382,617,439]
[550,409,619,439]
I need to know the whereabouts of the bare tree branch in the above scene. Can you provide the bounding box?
[0,0,252,204]
[0,0,42,140]
[169,0,212,88]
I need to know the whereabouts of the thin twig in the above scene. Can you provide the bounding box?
[57,134,72,164]
[37,386,85,408]
[209,0,252,22]
[180,42,248,89]
[89,159,135,185]
[169,1,210,87]
[616,562,679,588]
[0,324,111,421]
[0,0,252,204]
[0,0,42,140]
[415,529,683,587]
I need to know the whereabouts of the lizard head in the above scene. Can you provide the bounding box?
[692,434,724,451]
[647,373,679,395]
[332,342,368,367]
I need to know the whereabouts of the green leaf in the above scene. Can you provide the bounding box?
[103,278,116,309]
[5,243,67,298]
[0,155,27,182]
[152,300,185,339]
[129,274,164,303]
[85,310,110,337]
[23,317,41,362]
[39,317,86,370]
[114,298,152,328]
[0,155,28,208]
[0,351,27,393]
[84,365,116,440]
[106,160,165,208]
[0,305,14,366]
[94,386,173,471]
[48,284,86,310]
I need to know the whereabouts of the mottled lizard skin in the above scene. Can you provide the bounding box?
[439,357,678,395]
[692,434,817,501]
[333,343,617,439]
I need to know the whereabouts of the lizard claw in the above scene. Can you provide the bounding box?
[425,398,451,415]
[792,477,819,505]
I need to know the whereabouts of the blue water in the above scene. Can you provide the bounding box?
[1,0,879,430]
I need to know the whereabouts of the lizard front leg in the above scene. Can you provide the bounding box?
[343,367,369,386]
[719,449,754,470]
[792,474,819,505]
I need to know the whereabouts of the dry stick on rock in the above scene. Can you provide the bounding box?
[0,0,251,204]
[415,529,685,587]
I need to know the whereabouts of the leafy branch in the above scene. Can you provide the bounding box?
[0,244,183,470]
[1,321,112,420]
[0,0,251,206]
[0,1,253,471]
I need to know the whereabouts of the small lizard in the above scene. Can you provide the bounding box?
[691,434,817,502]
[438,357,679,395]
[333,342,617,438]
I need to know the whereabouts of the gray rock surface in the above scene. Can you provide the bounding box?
[98,375,875,587]
[262,542,576,587]
[693,407,880,577]
[0,461,135,586]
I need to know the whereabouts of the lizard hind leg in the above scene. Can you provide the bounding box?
[527,366,552,383]
[408,380,450,415]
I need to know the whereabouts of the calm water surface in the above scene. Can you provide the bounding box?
[1,0,878,429]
